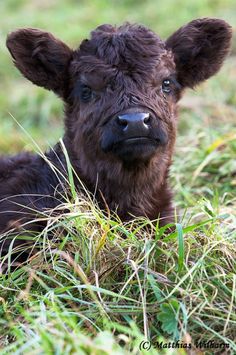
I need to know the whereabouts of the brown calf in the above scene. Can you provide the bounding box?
[0,18,232,253]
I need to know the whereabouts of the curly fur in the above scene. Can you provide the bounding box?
[0,18,232,253]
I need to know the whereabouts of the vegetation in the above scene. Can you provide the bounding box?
[0,0,235,353]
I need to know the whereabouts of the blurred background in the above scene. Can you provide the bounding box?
[0,0,235,208]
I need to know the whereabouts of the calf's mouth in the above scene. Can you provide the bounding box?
[112,136,160,162]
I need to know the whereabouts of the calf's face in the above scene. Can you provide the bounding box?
[68,24,179,164]
[7,19,232,167]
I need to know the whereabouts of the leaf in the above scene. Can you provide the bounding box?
[176,223,184,273]
[157,299,180,339]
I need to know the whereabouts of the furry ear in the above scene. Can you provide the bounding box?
[166,18,232,88]
[6,28,73,96]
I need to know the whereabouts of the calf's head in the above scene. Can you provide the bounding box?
[7,19,232,170]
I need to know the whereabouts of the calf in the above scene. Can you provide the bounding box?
[0,18,232,252]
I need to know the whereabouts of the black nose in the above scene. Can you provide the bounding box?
[116,112,151,136]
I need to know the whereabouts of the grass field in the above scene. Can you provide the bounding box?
[0,0,236,354]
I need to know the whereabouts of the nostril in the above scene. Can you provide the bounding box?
[143,113,151,125]
[117,116,128,127]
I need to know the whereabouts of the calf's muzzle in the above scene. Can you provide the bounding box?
[101,110,165,163]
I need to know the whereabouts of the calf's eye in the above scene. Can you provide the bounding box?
[162,79,171,94]
[80,84,93,102]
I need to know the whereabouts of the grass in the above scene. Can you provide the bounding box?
[0,0,236,354]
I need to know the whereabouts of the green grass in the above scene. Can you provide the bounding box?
[0,0,236,354]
